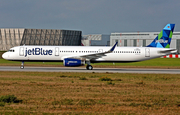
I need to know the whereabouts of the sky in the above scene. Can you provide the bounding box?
[0,0,180,35]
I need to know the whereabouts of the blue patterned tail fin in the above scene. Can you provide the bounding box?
[146,24,175,48]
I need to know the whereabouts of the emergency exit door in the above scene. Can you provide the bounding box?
[145,48,150,57]
[55,47,59,56]
[98,49,103,53]
[19,47,24,56]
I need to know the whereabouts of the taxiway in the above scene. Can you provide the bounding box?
[0,66,180,74]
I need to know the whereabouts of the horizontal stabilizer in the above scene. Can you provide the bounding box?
[158,49,177,54]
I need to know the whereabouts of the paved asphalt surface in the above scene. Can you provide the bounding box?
[0,66,180,74]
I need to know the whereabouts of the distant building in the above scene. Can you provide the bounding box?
[110,32,180,53]
[82,34,110,46]
[0,28,82,51]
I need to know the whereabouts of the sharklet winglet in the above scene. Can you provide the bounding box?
[109,42,118,52]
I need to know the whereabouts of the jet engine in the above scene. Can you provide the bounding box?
[63,58,85,67]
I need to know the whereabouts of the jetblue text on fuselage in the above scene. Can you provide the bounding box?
[25,48,52,57]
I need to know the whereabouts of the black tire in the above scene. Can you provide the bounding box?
[86,65,93,70]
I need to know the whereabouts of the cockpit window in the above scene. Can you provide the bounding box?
[8,49,15,52]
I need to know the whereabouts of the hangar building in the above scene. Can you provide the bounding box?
[0,28,82,51]
[110,32,180,53]
[82,34,110,46]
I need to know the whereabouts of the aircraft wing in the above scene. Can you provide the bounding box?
[62,42,118,60]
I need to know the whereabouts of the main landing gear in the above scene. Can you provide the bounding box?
[86,65,93,70]
[86,61,93,70]
[20,61,24,69]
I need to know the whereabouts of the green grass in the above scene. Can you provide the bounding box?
[0,59,63,66]
[95,58,180,66]
[1,58,180,68]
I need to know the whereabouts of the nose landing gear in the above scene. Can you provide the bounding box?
[20,61,24,69]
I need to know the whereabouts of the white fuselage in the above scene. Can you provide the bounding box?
[2,45,174,62]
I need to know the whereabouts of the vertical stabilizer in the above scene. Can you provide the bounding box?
[146,24,175,48]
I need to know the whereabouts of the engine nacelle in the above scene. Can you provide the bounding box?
[63,58,85,67]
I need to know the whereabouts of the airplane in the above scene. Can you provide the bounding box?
[2,24,177,70]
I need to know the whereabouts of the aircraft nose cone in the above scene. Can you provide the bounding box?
[2,53,7,59]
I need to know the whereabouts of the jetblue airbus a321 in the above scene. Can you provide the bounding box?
[2,24,177,70]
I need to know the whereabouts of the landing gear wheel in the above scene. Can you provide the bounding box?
[20,61,24,69]
[86,65,93,70]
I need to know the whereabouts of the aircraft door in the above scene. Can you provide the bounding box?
[19,47,24,56]
[98,49,103,53]
[145,48,150,57]
[55,47,59,56]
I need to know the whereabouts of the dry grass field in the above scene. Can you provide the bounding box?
[0,71,180,114]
